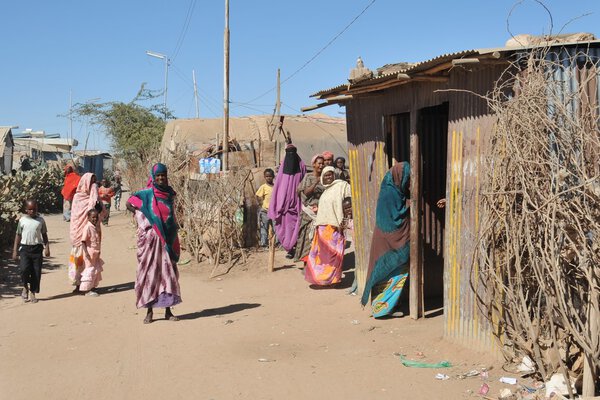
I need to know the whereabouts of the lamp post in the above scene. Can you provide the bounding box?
[146,50,170,120]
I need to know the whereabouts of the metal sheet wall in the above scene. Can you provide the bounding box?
[344,48,599,352]
[443,64,507,351]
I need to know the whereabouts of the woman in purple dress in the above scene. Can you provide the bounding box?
[126,163,182,324]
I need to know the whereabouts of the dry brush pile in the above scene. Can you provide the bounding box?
[475,49,600,394]
[164,150,255,272]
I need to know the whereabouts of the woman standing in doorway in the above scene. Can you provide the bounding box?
[361,162,411,318]
[126,163,181,324]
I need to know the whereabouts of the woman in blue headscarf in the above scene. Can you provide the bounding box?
[361,162,411,318]
[127,163,182,324]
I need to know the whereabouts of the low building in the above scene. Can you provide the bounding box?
[309,38,600,350]
[73,150,113,181]
[12,129,78,169]
[161,114,347,170]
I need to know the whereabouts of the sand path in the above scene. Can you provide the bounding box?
[0,211,502,399]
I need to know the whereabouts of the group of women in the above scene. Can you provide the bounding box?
[269,147,352,287]
[65,148,411,322]
[269,146,412,318]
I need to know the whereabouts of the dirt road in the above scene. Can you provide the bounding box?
[0,211,503,399]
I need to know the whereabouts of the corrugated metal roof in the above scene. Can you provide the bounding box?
[311,49,478,98]
[311,40,600,99]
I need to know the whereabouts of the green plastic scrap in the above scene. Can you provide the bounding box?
[399,355,452,368]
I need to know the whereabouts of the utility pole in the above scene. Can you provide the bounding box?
[192,69,200,119]
[270,68,281,141]
[222,0,230,171]
[275,68,281,119]
[69,90,73,143]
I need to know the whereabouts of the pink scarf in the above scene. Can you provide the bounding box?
[70,173,99,246]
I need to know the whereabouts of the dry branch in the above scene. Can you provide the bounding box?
[474,47,600,396]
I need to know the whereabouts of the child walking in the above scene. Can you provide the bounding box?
[80,209,103,296]
[12,199,50,303]
[256,168,275,248]
[98,179,115,225]
[113,176,123,210]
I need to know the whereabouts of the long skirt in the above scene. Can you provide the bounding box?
[305,225,345,286]
[79,248,104,292]
[68,245,84,286]
[371,267,409,318]
[134,211,182,309]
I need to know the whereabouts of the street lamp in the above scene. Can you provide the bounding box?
[146,50,170,120]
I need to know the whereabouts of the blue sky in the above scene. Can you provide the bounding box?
[2,0,599,151]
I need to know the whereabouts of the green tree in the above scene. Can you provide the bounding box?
[70,85,172,162]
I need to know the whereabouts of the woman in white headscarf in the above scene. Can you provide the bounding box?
[304,166,351,286]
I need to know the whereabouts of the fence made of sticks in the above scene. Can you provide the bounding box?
[164,150,255,275]
[475,48,600,396]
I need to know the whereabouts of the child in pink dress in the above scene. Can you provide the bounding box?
[80,209,104,296]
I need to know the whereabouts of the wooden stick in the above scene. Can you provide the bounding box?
[268,225,275,272]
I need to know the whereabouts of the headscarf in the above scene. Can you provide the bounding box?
[322,151,334,160]
[70,173,99,246]
[376,162,410,233]
[310,154,322,165]
[282,145,302,175]
[314,166,351,227]
[268,145,307,251]
[361,162,411,306]
[61,164,81,201]
[127,163,180,262]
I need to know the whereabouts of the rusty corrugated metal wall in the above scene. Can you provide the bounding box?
[444,64,507,351]
[344,45,599,352]
[443,49,600,350]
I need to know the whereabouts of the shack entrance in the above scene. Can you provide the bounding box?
[417,102,448,303]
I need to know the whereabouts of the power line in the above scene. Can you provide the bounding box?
[171,0,197,62]
[281,102,347,156]
[171,64,220,117]
[240,0,377,106]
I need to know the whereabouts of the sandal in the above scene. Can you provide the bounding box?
[21,288,30,302]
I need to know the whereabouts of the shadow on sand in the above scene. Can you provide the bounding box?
[0,250,63,299]
[177,302,261,320]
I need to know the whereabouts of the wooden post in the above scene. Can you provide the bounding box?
[222,0,230,171]
[267,225,275,272]
[582,304,598,397]
[409,111,424,319]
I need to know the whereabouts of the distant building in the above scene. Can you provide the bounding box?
[12,129,78,169]
[73,150,113,180]
[161,114,347,170]
[0,127,14,174]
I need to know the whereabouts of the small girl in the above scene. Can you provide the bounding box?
[80,209,103,296]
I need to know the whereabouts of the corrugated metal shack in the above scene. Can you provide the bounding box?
[310,39,600,351]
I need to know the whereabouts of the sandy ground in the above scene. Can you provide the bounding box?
[0,211,518,400]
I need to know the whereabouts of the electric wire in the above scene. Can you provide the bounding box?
[239,0,377,106]
[171,0,197,63]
